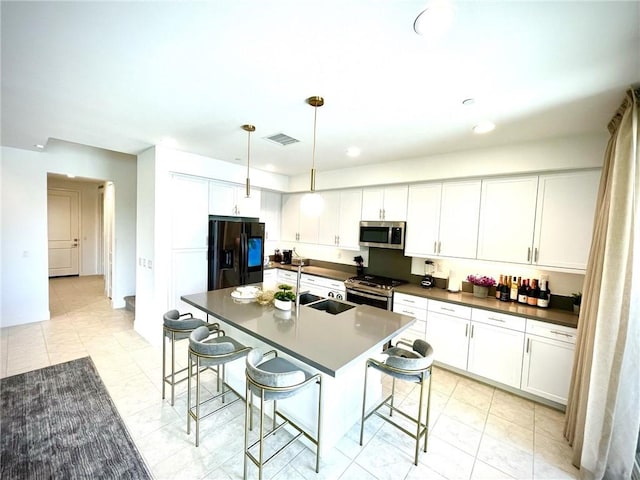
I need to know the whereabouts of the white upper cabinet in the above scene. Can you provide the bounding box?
[477,176,539,263]
[361,185,408,221]
[533,171,599,270]
[170,174,209,249]
[208,181,261,217]
[476,170,599,270]
[260,190,282,242]
[318,189,363,249]
[405,183,442,256]
[406,180,481,258]
[280,193,319,244]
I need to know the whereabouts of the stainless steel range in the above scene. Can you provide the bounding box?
[344,274,406,310]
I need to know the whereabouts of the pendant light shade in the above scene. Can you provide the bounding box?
[241,124,255,197]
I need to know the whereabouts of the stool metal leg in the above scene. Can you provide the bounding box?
[195,355,201,447]
[170,331,176,405]
[359,362,369,446]
[162,330,166,400]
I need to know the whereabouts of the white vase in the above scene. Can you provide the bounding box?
[274,299,292,311]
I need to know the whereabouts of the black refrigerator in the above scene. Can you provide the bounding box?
[207,216,265,290]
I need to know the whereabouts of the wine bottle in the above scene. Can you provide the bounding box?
[518,279,528,304]
[499,276,510,302]
[527,279,539,306]
[538,279,550,308]
[510,276,518,301]
[496,275,503,299]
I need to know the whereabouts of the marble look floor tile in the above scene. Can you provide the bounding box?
[534,404,566,440]
[430,366,461,396]
[336,461,378,480]
[354,434,414,480]
[451,380,494,412]
[442,398,488,432]
[489,391,535,431]
[470,459,516,479]
[476,434,533,480]
[419,436,475,480]
[432,414,483,456]
[291,446,351,480]
[405,461,448,480]
[484,413,534,454]
[533,432,578,478]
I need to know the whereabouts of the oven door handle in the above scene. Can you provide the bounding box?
[346,288,390,302]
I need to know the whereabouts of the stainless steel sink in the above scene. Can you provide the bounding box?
[307,299,356,315]
[298,293,323,305]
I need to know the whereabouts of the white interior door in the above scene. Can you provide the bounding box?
[48,189,80,277]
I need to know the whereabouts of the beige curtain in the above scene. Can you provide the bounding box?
[564,88,639,479]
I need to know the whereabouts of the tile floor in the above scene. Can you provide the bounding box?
[0,275,580,480]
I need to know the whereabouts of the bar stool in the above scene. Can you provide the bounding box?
[162,309,216,406]
[244,349,322,480]
[359,339,434,466]
[187,325,251,447]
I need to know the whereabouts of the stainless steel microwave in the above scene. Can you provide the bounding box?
[359,221,406,250]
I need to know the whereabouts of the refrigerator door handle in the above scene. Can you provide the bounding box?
[240,232,247,285]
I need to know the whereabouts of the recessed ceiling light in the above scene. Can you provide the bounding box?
[413,0,454,37]
[462,98,475,106]
[346,147,361,158]
[472,121,496,134]
[34,144,44,149]
[67,174,76,178]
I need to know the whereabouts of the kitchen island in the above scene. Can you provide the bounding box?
[181,286,415,453]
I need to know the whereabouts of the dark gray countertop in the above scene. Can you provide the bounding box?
[181,285,415,377]
[395,284,578,329]
[266,264,354,282]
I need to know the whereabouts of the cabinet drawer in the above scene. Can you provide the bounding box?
[526,319,576,344]
[394,292,428,310]
[428,299,471,319]
[277,270,297,283]
[393,304,427,321]
[301,274,346,293]
[394,320,426,345]
[472,309,526,332]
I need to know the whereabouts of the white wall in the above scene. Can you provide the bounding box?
[0,141,137,327]
[289,133,607,191]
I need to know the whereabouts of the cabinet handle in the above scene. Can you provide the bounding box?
[470,325,474,338]
[488,317,506,323]
[527,247,531,262]
[526,338,530,353]
[534,247,539,263]
[402,310,413,315]
[438,241,442,254]
[441,307,454,312]
[433,241,437,254]
[379,209,382,220]
[465,324,469,337]
[550,330,574,338]
[383,209,386,219]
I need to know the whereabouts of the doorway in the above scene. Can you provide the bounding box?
[47,189,80,277]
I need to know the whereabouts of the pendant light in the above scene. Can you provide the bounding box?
[241,124,255,197]
[301,96,325,216]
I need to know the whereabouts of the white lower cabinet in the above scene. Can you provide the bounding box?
[262,269,278,289]
[468,310,525,389]
[392,293,428,345]
[276,269,298,288]
[426,300,472,370]
[521,320,576,405]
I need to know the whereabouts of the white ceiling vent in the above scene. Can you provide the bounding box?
[263,133,300,146]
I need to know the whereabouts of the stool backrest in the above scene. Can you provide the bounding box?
[246,350,305,388]
[189,326,234,355]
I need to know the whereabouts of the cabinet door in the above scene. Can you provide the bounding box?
[426,312,470,370]
[438,180,481,258]
[298,195,319,243]
[521,334,574,405]
[533,171,599,270]
[170,250,207,312]
[405,183,442,256]
[477,176,538,263]
[280,194,300,242]
[382,186,408,221]
[318,191,340,246]
[361,188,384,220]
[467,322,524,388]
[171,175,209,249]
[237,186,261,217]
[208,181,236,216]
[260,190,282,242]
[337,189,363,249]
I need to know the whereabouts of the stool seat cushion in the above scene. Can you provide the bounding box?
[246,350,313,400]
[371,341,434,383]
[189,326,248,366]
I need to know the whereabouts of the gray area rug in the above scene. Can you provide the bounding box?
[1,357,152,479]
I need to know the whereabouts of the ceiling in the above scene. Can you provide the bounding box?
[2,1,638,176]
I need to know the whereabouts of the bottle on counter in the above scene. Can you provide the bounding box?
[499,276,510,302]
[527,279,539,306]
[518,279,529,304]
[538,279,550,308]
[496,275,504,299]
[510,276,518,301]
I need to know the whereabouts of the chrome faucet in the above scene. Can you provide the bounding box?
[294,248,305,311]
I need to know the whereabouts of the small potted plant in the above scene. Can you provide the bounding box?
[572,292,582,314]
[273,284,296,311]
[466,274,496,298]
